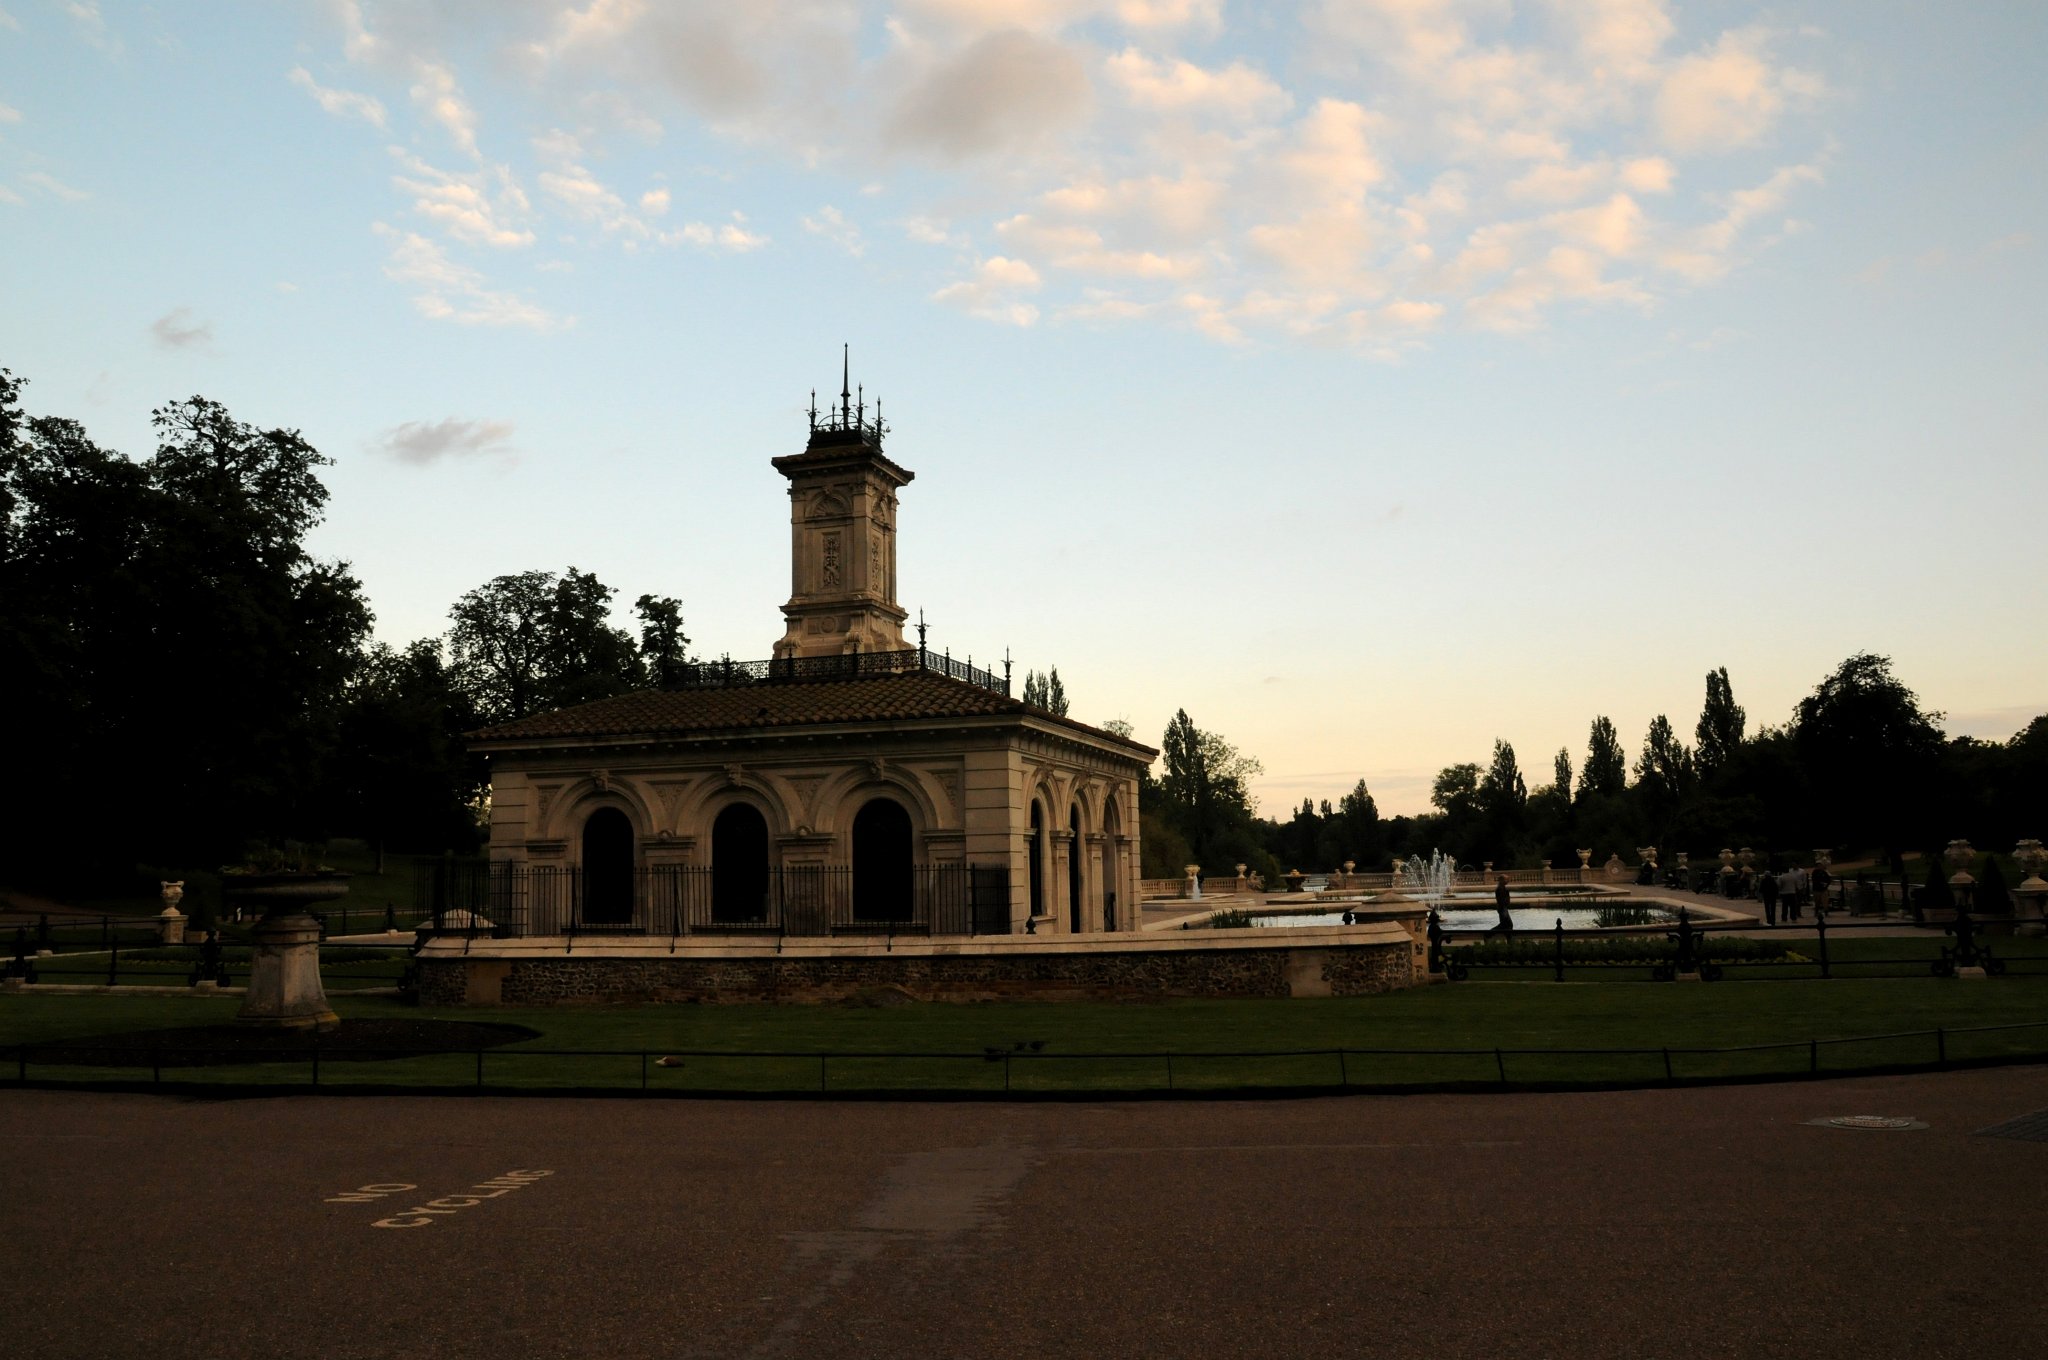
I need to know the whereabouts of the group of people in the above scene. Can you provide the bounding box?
[1755,862,1832,925]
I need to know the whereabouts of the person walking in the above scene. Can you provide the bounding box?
[1780,866,1802,922]
[1812,862,1832,918]
[1759,867,1779,926]
[1486,875,1515,938]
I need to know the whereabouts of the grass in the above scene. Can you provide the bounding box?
[5,972,2048,1094]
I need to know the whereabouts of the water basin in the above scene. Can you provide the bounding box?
[1248,904,1678,931]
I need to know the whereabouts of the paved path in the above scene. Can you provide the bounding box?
[4,1068,2045,1358]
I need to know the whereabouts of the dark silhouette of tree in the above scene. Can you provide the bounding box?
[1159,709,1261,867]
[1021,666,1070,715]
[634,594,691,690]
[448,567,640,725]
[1694,666,1745,780]
[1794,652,1946,860]
[1552,747,1572,802]
[1580,716,1627,799]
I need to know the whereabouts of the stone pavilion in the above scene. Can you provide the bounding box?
[467,363,1155,937]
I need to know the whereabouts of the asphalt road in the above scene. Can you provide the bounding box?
[4,1068,2046,1359]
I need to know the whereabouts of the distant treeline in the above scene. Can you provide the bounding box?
[1133,660,2046,881]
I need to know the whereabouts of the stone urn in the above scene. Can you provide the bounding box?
[1284,869,1307,893]
[158,881,187,946]
[1576,849,1593,882]
[1945,839,1977,912]
[2014,839,2048,938]
[221,872,350,1030]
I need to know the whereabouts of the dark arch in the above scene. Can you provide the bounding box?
[581,807,635,927]
[1028,800,1045,921]
[711,803,771,923]
[852,797,914,923]
[1103,795,1123,933]
[1068,805,1084,934]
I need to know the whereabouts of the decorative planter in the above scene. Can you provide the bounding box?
[221,872,350,1030]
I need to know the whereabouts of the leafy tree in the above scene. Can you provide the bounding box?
[328,639,483,866]
[1099,717,1134,739]
[633,593,691,690]
[0,382,371,871]
[1694,666,1745,780]
[1021,667,1070,716]
[1794,653,1946,858]
[1480,740,1527,816]
[1580,716,1627,799]
[1158,709,1262,867]
[1552,747,1572,803]
[448,567,641,725]
[1336,779,1381,863]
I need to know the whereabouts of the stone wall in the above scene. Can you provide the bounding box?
[415,934,1415,1007]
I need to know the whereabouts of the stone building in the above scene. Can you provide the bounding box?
[467,368,1155,937]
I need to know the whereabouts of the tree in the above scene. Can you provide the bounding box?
[1694,666,1745,780]
[1021,667,1070,716]
[1431,763,1480,820]
[1100,717,1135,739]
[327,639,483,866]
[1580,716,1627,799]
[1480,740,1528,816]
[1552,747,1572,803]
[633,593,691,690]
[448,567,641,725]
[1635,714,1693,797]
[1158,709,1262,866]
[1794,653,1947,858]
[0,383,372,871]
[1336,779,1381,863]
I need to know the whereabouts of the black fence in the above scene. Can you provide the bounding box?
[1436,913,2048,982]
[414,862,1013,941]
[7,1020,2047,1095]
[0,939,410,990]
[669,645,1008,697]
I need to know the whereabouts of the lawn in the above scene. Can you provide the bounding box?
[4,973,2046,1095]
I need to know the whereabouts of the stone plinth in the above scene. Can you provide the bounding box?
[224,874,349,1030]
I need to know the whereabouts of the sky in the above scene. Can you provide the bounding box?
[2,1,2044,817]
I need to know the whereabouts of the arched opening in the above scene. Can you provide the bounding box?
[581,807,635,926]
[1103,797,1122,933]
[711,803,771,923]
[1068,805,1085,934]
[1027,801,1045,920]
[852,797,914,923]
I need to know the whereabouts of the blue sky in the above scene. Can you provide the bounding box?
[3,1,2043,816]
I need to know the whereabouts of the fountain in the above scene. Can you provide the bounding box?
[1394,849,1457,912]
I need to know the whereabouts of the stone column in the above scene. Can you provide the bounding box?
[157,881,186,946]
[2013,839,2048,938]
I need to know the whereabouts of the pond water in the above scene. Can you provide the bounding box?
[1248,905,1678,931]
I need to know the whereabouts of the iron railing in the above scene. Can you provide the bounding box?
[668,645,1009,696]
[8,1019,2048,1094]
[414,861,1013,940]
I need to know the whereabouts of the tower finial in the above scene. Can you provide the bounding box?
[841,343,851,424]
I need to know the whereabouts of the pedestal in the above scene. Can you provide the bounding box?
[237,911,338,1030]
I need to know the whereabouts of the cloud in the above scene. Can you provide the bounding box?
[390,149,534,248]
[803,204,865,256]
[63,0,116,54]
[288,67,387,128]
[376,416,516,465]
[22,170,88,201]
[887,29,1092,159]
[374,223,567,330]
[676,211,768,252]
[0,185,22,205]
[149,307,212,350]
[313,1,1829,352]
[932,255,1042,325]
[0,101,21,125]
[1104,48,1290,120]
[1656,30,1819,153]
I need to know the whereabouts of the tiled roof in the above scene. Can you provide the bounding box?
[469,670,1156,755]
